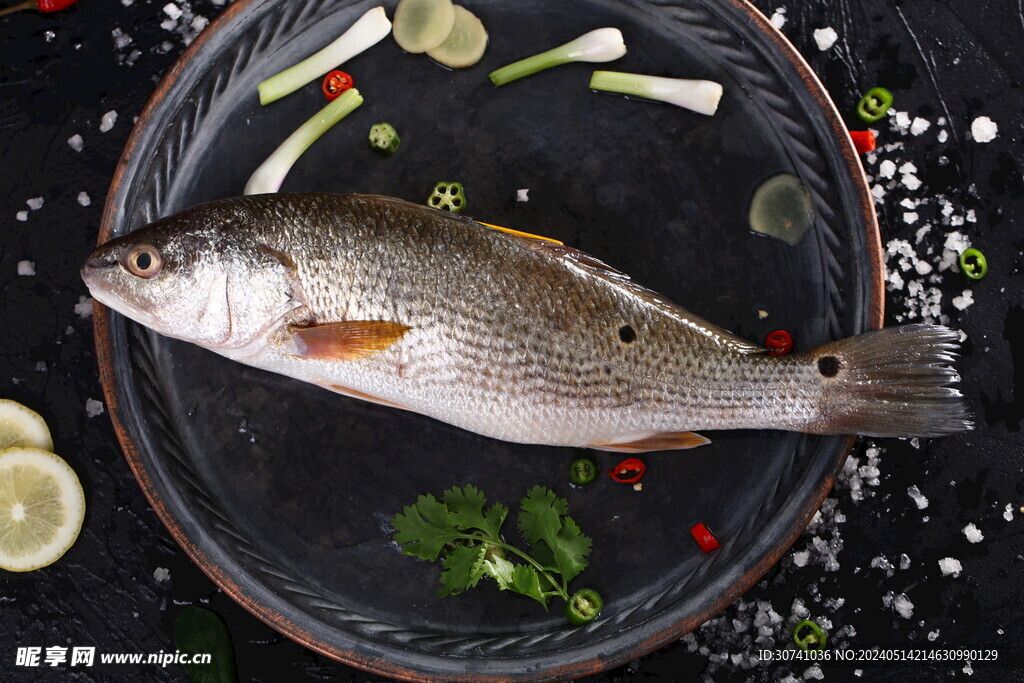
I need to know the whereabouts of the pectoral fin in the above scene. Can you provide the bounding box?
[290,321,411,361]
[590,431,711,453]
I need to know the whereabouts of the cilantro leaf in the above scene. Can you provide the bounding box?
[510,564,548,608]
[548,515,592,584]
[517,486,568,547]
[438,543,486,597]
[391,494,460,560]
[443,485,507,539]
[480,551,515,589]
[518,486,592,583]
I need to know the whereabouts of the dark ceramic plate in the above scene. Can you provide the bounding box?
[95,0,882,680]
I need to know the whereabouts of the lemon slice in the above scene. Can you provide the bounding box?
[0,400,54,452]
[0,448,85,572]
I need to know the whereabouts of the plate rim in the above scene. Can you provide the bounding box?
[94,0,884,680]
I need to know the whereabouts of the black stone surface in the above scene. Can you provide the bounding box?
[0,1,1021,681]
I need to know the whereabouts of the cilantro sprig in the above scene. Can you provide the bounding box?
[392,484,602,624]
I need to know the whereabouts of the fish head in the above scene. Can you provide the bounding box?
[81,204,302,350]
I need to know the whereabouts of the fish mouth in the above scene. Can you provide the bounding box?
[80,253,159,327]
[80,252,118,287]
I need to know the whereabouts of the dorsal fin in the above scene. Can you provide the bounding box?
[475,221,564,245]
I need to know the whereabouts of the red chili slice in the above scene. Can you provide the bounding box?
[609,458,646,484]
[0,0,78,15]
[690,522,720,553]
[322,70,354,101]
[39,0,79,10]
[765,329,793,356]
[849,130,876,155]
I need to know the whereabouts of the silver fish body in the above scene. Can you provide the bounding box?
[82,194,969,451]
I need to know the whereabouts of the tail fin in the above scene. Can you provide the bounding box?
[814,324,971,438]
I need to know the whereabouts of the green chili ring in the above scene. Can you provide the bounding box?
[959,248,988,280]
[856,87,894,124]
[793,619,827,651]
[565,589,603,626]
[569,458,598,486]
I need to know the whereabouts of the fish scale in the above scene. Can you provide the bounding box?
[82,193,970,450]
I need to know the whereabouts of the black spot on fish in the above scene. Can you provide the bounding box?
[619,325,636,343]
[818,356,841,377]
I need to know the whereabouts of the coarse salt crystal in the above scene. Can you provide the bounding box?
[878,159,896,179]
[938,557,962,577]
[74,296,94,318]
[163,2,182,19]
[813,27,838,51]
[903,212,919,224]
[86,398,105,417]
[770,7,786,29]
[17,261,35,276]
[26,197,44,210]
[792,550,810,567]
[871,184,886,200]
[153,567,170,582]
[894,111,911,131]
[907,485,929,509]
[909,117,930,136]
[964,662,974,676]
[898,161,918,174]
[893,593,914,619]
[901,173,922,191]
[516,188,529,202]
[971,116,997,143]
[111,27,133,50]
[914,260,933,275]
[962,522,984,543]
[16,211,28,222]
[952,290,974,311]
[78,191,91,207]
[67,134,83,152]
[938,129,948,143]
[100,110,118,133]
[928,630,940,641]
[191,15,209,32]
[1005,504,1014,522]
[804,664,825,680]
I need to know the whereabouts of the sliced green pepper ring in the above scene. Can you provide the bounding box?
[793,619,827,651]
[959,248,987,280]
[569,458,598,486]
[565,588,603,626]
[856,87,894,124]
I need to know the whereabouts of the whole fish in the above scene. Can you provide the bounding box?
[82,193,969,452]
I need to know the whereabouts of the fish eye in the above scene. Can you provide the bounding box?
[124,244,163,278]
